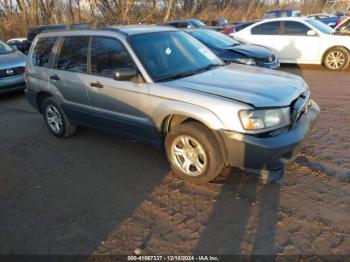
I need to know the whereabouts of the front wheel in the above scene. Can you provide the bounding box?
[165,122,224,184]
[323,47,350,71]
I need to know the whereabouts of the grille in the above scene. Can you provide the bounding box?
[0,66,25,79]
[291,91,311,126]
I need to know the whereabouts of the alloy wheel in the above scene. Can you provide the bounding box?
[326,51,346,70]
[171,135,207,177]
[45,105,63,134]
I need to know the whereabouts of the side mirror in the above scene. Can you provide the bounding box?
[307,30,317,36]
[112,67,138,81]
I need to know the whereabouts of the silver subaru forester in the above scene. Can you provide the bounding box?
[25,26,319,184]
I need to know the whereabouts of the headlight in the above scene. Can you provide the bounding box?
[235,58,257,65]
[239,108,291,131]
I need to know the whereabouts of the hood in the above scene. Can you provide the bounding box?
[0,50,26,70]
[165,64,306,108]
[334,17,350,34]
[335,17,350,30]
[225,44,274,59]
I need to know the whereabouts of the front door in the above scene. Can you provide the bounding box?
[85,36,159,143]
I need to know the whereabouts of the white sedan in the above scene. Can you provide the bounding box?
[231,17,350,70]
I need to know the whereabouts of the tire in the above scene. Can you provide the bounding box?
[323,47,350,71]
[165,121,224,184]
[41,97,77,138]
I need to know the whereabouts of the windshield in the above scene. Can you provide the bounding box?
[129,31,223,82]
[191,19,206,27]
[188,30,240,49]
[306,19,334,34]
[0,40,14,54]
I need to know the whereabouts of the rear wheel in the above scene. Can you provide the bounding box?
[41,97,77,138]
[323,47,350,71]
[165,122,224,184]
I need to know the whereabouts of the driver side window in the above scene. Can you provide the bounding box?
[90,37,135,78]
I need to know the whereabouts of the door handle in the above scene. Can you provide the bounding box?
[50,74,60,81]
[90,82,104,89]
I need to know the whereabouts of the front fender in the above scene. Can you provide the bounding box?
[152,101,226,131]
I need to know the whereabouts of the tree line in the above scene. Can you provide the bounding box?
[0,0,331,40]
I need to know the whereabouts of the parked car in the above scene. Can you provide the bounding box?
[26,23,90,52]
[335,9,350,18]
[335,17,350,35]
[186,29,280,69]
[25,26,319,184]
[307,13,340,28]
[207,18,229,27]
[6,37,28,53]
[263,9,301,19]
[162,19,222,31]
[0,40,26,94]
[231,17,350,70]
[233,20,261,33]
[206,18,235,35]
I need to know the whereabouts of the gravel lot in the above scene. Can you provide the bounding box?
[0,65,350,256]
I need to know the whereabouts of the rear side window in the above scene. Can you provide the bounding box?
[252,21,281,35]
[90,37,134,78]
[31,37,57,67]
[55,36,89,73]
[282,21,310,36]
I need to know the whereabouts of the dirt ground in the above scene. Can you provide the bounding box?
[0,65,349,257]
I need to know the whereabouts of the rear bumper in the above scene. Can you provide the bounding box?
[24,87,39,111]
[220,100,320,172]
[0,75,26,94]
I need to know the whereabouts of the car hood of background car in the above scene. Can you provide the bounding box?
[0,50,26,70]
[224,44,273,59]
[335,17,350,30]
[165,64,306,108]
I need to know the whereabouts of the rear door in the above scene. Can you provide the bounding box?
[27,36,58,93]
[50,36,91,122]
[83,36,158,142]
[246,21,285,57]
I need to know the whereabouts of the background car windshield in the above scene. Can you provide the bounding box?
[189,30,240,49]
[191,19,206,27]
[129,31,222,82]
[0,41,14,54]
[306,19,333,34]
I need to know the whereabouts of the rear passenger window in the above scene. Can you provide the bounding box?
[32,37,57,67]
[90,37,134,78]
[55,36,89,73]
[282,21,310,36]
[251,22,281,35]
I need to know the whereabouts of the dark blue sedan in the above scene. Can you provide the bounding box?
[186,29,280,69]
[307,14,340,28]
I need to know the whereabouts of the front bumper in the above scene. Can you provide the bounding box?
[220,100,320,172]
[0,74,26,94]
[259,60,280,70]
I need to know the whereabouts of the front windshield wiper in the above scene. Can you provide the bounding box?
[157,63,223,82]
[157,71,200,82]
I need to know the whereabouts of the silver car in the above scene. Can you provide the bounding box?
[25,26,320,184]
[0,40,26,94]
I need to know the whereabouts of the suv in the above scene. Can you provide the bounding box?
[25,26,319,184]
